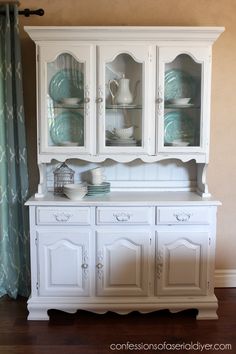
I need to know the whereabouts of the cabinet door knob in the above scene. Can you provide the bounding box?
[82,263,88,269]
[156,97,163,104]
[96,263,103,269]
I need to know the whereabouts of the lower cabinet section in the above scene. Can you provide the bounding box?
[27,204,219,321]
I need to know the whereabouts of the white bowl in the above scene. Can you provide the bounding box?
[63,184,87,200]
[172,139,190,147]
[60,97,81,105]
[168,98,191,105]
[58,141,78,146]
[114,126,134,139]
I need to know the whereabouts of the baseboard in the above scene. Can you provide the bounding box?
[214,269,236,288]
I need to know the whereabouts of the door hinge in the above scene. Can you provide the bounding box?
[209,237,211,246]
[207,281,210,290]
[36,282,39,290]
[35,236,38,245]
[150,237,152,245]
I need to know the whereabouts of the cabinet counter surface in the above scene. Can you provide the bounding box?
[26,191,221,206]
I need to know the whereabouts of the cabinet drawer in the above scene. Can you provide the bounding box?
[36,207,91,225]
[96,207,153,225]
[156,207,210,225]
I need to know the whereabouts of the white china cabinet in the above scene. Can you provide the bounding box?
[25,26,224,320]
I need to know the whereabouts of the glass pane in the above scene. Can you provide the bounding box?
[105,53,143,148]
[164,54,201,147]
[47,53,85,147]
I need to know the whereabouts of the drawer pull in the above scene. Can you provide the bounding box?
[53,212,72,223]
[113,212,131,222]
[174,212,191,222]
[96,263,103,269]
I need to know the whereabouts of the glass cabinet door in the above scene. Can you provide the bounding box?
[39,45,94,155]
[97,45,155,155]
[157,47,209,153]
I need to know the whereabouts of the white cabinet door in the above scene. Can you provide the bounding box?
[38,44,95,156]
[157,46,211,157]
[97,44,155,156]
[156,231,209,296]
[37,230,90,296]
[96,230,151,296]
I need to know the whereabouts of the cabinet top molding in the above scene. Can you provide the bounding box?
[24,26,225,43]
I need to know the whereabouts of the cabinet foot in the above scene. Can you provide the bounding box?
[27,306,49,321]
[196,308,218,320]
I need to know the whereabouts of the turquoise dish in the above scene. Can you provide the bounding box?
[50,111,84,146]
[49,69,84,103]
[164,111,195,145]
[164,69,197,101]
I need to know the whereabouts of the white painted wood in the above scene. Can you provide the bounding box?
[26,191,221,207]
[96,230,151,296]
[24,26,224,43]
[156,206,210,224]
[36,206,91,225]
[156,231,209,296]
[37,230,90,296]
[24,26,222,321]
[24,26,224,172]
[96,207,154,225]
[97,44,155,155]
[157,46,211,158]
[38,44,95,156]
[26,199,219,320]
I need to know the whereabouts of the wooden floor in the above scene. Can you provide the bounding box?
[0,288,235,354]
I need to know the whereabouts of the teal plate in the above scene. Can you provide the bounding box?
[50,111,84,146]
[164,111,195,145]
[165,69,197,101]
[49,69,84,103]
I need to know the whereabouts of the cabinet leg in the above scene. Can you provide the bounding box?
[196,308,218,320]
[27,306,49,321]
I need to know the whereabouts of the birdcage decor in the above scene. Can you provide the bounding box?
[53,162,75,195]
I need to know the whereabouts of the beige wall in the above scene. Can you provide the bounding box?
[18,0,236,269]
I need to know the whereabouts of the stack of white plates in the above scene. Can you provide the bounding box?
[87,182,110,196]
[106,138,137,146]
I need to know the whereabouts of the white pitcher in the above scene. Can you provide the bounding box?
[109,74,138,105]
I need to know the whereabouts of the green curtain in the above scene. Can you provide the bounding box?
[0,4,30,298]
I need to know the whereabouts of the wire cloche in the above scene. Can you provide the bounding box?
[53,162,75,195]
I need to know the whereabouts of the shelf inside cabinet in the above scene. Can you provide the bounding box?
[106,104,142,110]
[164,105,200,109]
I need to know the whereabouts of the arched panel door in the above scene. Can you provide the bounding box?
[96,230,150,296]
[157,46,211,158]
[156,231,209,296]
[97,45,155,156]
[38,44,95,156]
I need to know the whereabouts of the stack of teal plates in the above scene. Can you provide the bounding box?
[87,182,110,196]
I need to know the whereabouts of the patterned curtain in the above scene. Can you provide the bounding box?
[0,4,30,298]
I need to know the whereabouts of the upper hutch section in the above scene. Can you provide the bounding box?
[25,26,224,164]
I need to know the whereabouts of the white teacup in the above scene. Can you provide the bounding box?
[90,175,106,185]
[90,167,104,176]
[89,167,106,185]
